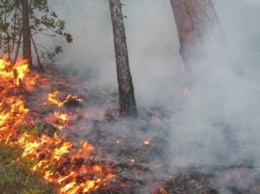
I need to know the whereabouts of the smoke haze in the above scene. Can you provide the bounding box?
[50,0,260,186]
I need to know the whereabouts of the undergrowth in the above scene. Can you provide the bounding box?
[0,144,56,194]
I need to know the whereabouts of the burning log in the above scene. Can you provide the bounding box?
[63,94,82,107]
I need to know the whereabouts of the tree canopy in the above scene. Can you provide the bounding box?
[0,0,72,66]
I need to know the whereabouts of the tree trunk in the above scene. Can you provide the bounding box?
[109,0,138,118]
[170,0,226,70]
[31,35,45,72]
[22,0,32,67]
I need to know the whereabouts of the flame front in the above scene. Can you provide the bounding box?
[0,58,114,193]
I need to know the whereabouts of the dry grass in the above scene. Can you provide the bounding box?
[0,144,56,194]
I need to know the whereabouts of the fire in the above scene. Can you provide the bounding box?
[53,111,71,130]
[0,59,15,79]
[47,91,82,107]
[48,91,64,107]
[0,58,30,86]
[15,63,29,85]
[144,139,151,145]
[116,139,122,144]
[55,111,69,121]
[65,94,82,103]
[0,58,114,193]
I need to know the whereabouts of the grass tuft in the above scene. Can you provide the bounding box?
[0,144,56,194]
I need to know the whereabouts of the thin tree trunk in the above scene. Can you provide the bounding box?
[11,30,22,67]
[4,3,11,60]
[170,0,226,70]
[109,0,138,118]
[31,35,45,72]
[22,0,32,67]
[12,4,18,53]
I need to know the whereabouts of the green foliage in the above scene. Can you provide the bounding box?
[0,0,21,56]
[41,45,63,63]
[0,0,72,63]
[0,22,9,31]
[19,124,44,136]
[0,144,56,194]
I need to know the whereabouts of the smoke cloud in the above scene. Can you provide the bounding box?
[168,0,260,167]
[49,0,260,189]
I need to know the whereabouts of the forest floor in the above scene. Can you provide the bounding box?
[0,144,55,194]
[1,65,260,194]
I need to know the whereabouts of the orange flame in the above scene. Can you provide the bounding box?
[47,91,82,108]
[52,111,71,130]
[0,58,30,86]
[48,91,64,107]
[0,58,114,193]
[54,111,69,121]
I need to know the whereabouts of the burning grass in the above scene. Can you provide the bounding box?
[0,144,56,194]
[1,57,260,194]
[0,58,114,193]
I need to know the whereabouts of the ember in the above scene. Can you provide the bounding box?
[144,139,151,145]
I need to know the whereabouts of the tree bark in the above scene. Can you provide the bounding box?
[109,0,138,118]
[22,0,32,67]
[170,0,226,70]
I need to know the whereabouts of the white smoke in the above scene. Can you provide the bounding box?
[168,0,260,167]
[49,0,260,172]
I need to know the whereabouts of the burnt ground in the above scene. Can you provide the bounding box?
[25,66,260,194]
